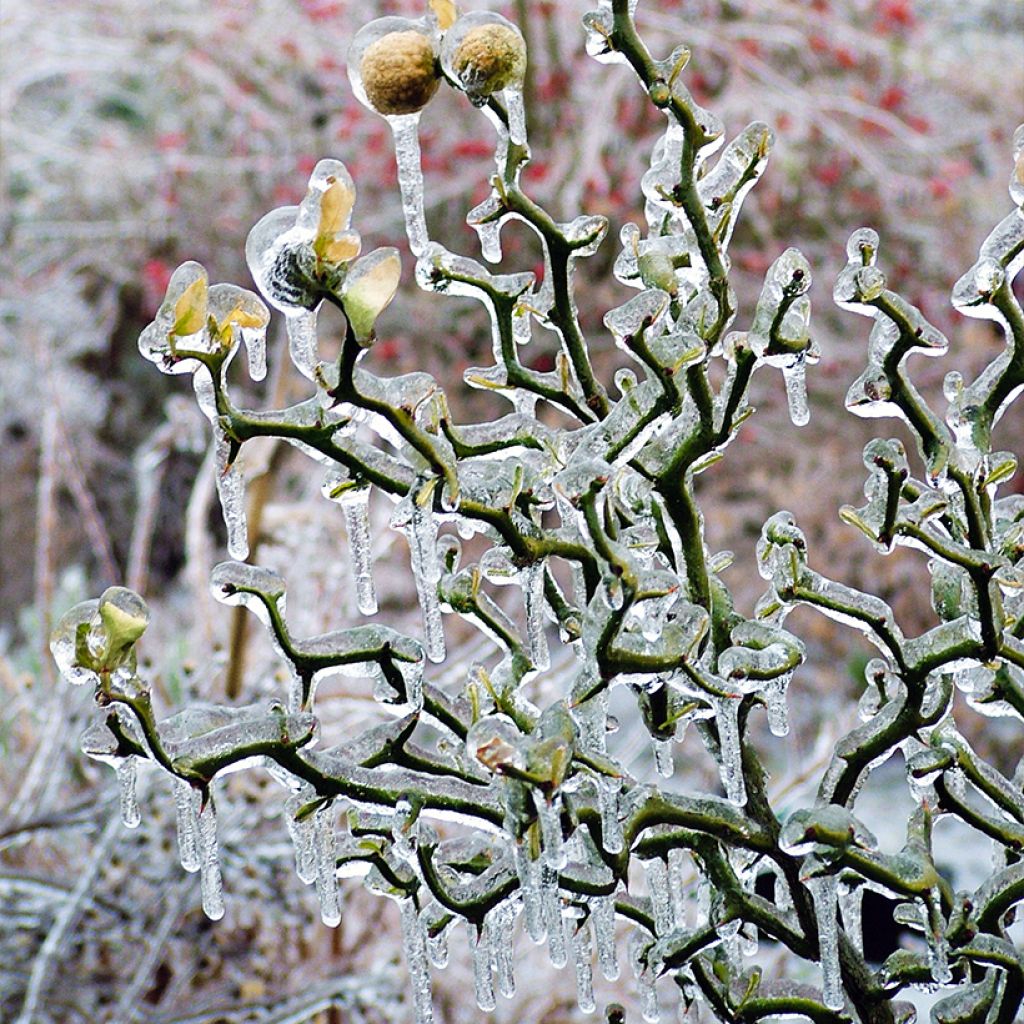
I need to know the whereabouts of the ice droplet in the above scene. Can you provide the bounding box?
[630,931,660,1023]
[470,920,496,1011]
[198,796,225,921]
[515,842,546,943]
[598,775,623,854]
[667,847,688,929]
[174,777,201,873]
[924,891,952,984]
[523,561,550,671]
[838,883,863,955]
[573,917,596,1014]
[390,115,430,257]
[532,789,566,869]
[340,485,378,615]
[782,357,810,426]
[401,898,434,1024]
[400,493,447,663]
[214,429,248,560]
[425,913,450,968]
[644,857,673,936]
[808,875,843,1011]
[504,86,527,146]
[541,862,568,967]
[285,794,317,885]
[490,901,517,997]
[714,696,746,806]
[314,803,341,926]
[285,308,320,380]
[765,674,791,737]
[592,893,619,980]
[116,757,140,828]
[653,738,674,778]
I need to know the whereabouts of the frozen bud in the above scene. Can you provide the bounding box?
[354,24,440,117]
[98,587,150,650]
[466,714,524,773]
[444,14,526,101]
[637,251,677,294]
[342,248,402,342]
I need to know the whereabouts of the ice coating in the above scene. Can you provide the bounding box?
[401,898,434,1024]
[314,803,341,926]
[807,875,843,1011]
[198,796,225,921]
[174,777,201,873]
[338,483,378,615]
[54,8,1024,1023]
[392,488,447,662]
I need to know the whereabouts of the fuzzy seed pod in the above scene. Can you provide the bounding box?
[451,23,526,98]
[359,30,440,116]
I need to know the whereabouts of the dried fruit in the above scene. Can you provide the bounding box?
[359,29,440,116]
[450,22,526,99]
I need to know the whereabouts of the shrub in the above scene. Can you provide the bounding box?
[46,1,1024,1021]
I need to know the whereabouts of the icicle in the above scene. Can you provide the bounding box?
[197,796,225,921]
[116,757,140,828]
[390,115,430,257]
[718,919,742,971]
[470,920,496,1011]
[667,847,688,930]
[714,696,746,806]
[808,876,843,1011]
[214,429,248,560]
[523,561,550,670]
[782,358,809,426]
[408,495,446,662]
[765,675,790,737]
[399,653,425,711]
[573,917,596,1014]
[314,804,341,926]
[285,796,317,884]
[645,858,673,936]
[541,862,568,967]
[592,894,620,980]
[654,737,674,778]
[241,322,267,382]
[401,899,434,1024]
[285,308,320,380]
[598,775,623,854]
[504,86,527,146]
[924,891,952,984]
[286,665,304,715]
[532,789,566,869]
[425,917,449,969]
[630,931,660,1023]
[490,902,517,997]
[516,842,546,943]
[173,778,201,873]
[477,217,503,264]
[341,486,378,615]
[740,923,759,957]
[695,875,711,927]
[838,883,863,955]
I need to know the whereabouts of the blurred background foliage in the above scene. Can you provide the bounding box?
[1,1,1022,1021]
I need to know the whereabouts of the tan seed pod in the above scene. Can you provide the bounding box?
[451,23,526,98]
[360,30,440,116]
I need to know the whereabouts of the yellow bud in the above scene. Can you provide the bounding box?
[343,250,402,340]
[429,0,457,31]
[171,276,208,337]
[317,178,356,240]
